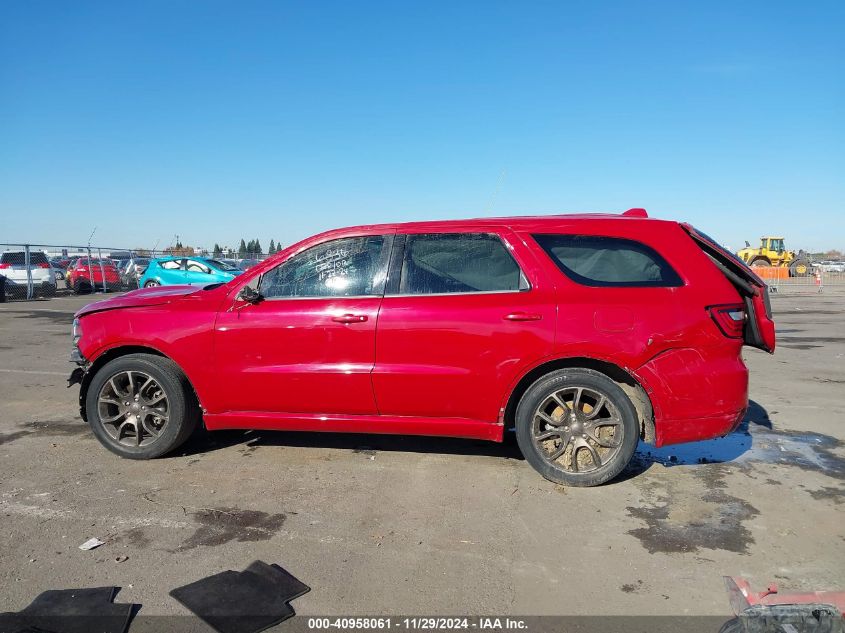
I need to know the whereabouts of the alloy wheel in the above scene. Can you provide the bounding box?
[531,386,624,473]
[97,370,170,447]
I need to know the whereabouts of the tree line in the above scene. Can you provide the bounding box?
[212,239,282,258]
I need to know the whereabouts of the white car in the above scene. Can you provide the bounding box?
[0,251,57,298]
[816,260,845,273]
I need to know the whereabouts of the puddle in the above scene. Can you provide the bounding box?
[177,507,287,551]
[625,416,845,554]
[627,482,758,554]
[808,486,844,504]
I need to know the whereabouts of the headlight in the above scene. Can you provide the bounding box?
[72,318,82,347]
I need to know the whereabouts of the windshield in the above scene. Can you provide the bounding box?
[204,258,238,271]
[769,238,785,253]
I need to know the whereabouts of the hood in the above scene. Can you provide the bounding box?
[75,285,201,318]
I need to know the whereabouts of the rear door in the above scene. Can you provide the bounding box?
[372,228,556,423]
[682,225,776,353]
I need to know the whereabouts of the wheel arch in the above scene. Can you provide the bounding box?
[79,345,202,423]
[503,357,655,443]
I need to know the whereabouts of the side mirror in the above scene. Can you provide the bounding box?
[237,285,263,305]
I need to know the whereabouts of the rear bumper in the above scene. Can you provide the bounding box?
[634,346,748,447]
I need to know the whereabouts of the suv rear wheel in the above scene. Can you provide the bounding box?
[85,353,199,459]
[515,368,639,487]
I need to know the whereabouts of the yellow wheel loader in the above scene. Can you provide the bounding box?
[736,237,811,277]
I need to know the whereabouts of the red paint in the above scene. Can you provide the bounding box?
[74,212,774,446]
[725,577,845,617]
[66,258,121,289]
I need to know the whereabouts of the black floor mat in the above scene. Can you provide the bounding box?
[243,561,310,602]
[0,586,136,633]
[170,562,309,633]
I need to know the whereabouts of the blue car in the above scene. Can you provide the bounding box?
[139,256,243,288]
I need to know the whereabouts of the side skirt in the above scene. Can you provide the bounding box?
[203,411,504,442]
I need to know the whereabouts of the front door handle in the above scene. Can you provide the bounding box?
[503,312,542,321]
[332,313,368,324]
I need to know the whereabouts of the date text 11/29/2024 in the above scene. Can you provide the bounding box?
[307,617,527,630]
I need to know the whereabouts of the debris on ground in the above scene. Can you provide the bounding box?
[78,537,105,551]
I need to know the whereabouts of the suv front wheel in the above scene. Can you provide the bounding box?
[85,353,199,459]
[515,368,639,487]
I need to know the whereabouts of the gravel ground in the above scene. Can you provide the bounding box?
[0,292,843,621]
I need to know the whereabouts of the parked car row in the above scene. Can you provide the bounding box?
[1,250,263,299]
[814,260,845,273]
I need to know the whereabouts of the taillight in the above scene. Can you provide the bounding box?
[0,263,9,269]
[37,262,50,269]
[709,304,745,339]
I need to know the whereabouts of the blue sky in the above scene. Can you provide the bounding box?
[1,0,843,252]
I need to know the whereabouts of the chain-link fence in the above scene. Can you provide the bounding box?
[0,243,275,301]
[766,269,845,295]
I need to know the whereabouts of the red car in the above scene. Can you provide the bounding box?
[66,257,123,294]
[69,210,775,486]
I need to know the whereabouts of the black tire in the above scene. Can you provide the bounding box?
[789,259,810,277]
[515,368,639,487]
[144,280,160,288]
[750,257,771,267]
[42,285,56,298]
[85,353,199,459]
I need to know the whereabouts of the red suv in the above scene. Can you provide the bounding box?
[69,210,775,486]
[66,258,123,294]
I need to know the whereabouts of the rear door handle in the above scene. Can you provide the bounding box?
[332,313,368,323]
[503,312,542,321]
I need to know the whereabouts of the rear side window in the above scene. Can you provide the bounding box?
[398,233,524,295]
[1,252,48,265]
[533,234,682,287]
[160,259,182,270]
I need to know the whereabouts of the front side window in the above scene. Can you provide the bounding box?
[533,234,682,287]
[259,235,387,299]
[399,233,524,294]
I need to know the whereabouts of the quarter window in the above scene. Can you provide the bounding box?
[399,233,524,294]
[532,234,682,287]
[259,235,387,298]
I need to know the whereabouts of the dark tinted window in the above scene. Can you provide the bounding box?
[399,233,523,294]
[1,252,49,265]
[533,234,682,287]
[260,235,387,298]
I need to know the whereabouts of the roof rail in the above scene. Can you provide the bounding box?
[622,208,648,218]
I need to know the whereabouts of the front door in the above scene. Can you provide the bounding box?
[214,234,392,414]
